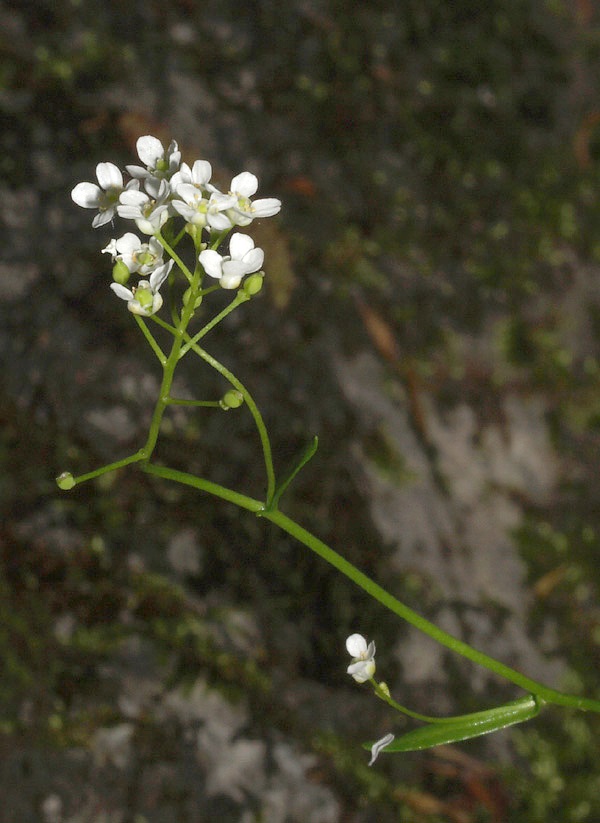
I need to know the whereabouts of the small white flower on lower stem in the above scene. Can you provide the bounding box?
[346,633,376,683]
[199,233,264,290]
[71,162,138,228]
[368,733,395,766]
[110,260,173,316]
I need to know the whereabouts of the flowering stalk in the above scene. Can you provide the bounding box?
[60,136,600,765]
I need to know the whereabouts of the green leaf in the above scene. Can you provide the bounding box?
[365,695,541,753]
[265,436,319,510]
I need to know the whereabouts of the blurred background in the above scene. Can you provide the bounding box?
[2,0,600,820]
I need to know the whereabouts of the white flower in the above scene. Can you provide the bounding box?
[346,633,376,683]
[71,162,138,228]
[102,233,165,276]
[368,733,395,766]
[218,171,281,227]
[199,233,264,290]
[171,184,236,231]
[126,135,181,181]
[110,259,173,316]
[117,180,171,235]
[170,159,213,191]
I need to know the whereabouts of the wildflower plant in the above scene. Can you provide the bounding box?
[60,136,600,764]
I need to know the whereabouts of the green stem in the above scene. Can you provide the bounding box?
[134,315,167,365]
[143,462,263,512]
[370,679,447,723]
[69,450,147,485]
[179,292,249,357]
[369,678,534,726]
[167,397,221,408]
[140,461,600,714]
[181,341,276,505]
[140,254,205,458]
[156,231,193,283]
[150,315,179,336]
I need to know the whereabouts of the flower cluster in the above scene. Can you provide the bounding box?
[72,135,281,314]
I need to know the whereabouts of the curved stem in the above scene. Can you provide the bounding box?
[370,679,450,724]
[181,342,276,505]
[142,462,264,512]
[369,679,539,726]
[140,461,600,714]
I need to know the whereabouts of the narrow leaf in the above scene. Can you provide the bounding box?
[364,695,541,754]
[266,436,319,510]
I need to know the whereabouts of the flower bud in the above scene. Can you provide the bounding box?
[377,682,391,699]
[185,224,202,244]
[182,288,203,309]
[219,390,244,410]
[56,471,76,490]
[242,272,264,297]
[242,271,265,297]
[112,260,130,285]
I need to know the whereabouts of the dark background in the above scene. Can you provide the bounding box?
[2,0,600,820]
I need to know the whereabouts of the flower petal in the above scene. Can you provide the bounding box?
[346,634,368,657]
[71,182,101,209]
[96,162,123,190]
[191,159,212,186]
[136,135,164,168]
[247,197,282,218]
[347,659,375,682]
[369,733,395,766]
[230,171,258,197]
[220,271,245,290]
[207,211,233,231]
[221,260,248,283]
[119,190,149,207]
[92,210,115,228]
[241,247,264,273]
[199,249,224,280]
[110,283,134,301]
[116,233,142,254]
[149,260,174,292]
[229,233,255,259]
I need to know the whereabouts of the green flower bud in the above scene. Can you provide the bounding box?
[242,272,264,297]
[185,224,202,243]
[56,471,76,491]
[182,288,203,309]
[377,682,391,699]
[219,390,244,410]
[112,260,130,285]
